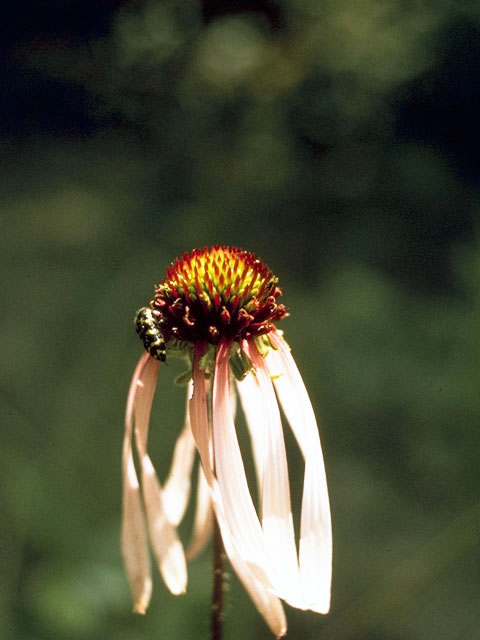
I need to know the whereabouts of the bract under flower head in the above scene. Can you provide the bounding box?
[151,246,288,345]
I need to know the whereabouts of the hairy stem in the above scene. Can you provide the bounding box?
[211,517,225,640]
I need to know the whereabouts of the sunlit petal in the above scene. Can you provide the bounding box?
[186,464,213,560]
[220,522,287,638]
[236,366,265,497]
[267,330,332,613]
[189,346,214,485]
[140,454,188,595]
[121,466,152,614]
[243,339,303,608]
[163,382,196,526]
[122,353,152,613]
[133,355,187,596]
[132,354,159,452]
[212,342,270,585]
[190,346,284,633]
[188,347,229,527]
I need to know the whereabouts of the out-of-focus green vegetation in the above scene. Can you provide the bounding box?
[1,1,479,639]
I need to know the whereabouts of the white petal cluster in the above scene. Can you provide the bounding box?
[121,330,332,636]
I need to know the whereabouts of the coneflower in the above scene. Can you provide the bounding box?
[122,246,332,638]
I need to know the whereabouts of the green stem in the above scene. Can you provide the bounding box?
[211,517,225,640]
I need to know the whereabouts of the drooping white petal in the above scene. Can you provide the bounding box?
[140,454,188,595]
[133,355,187,596]
[212,342,271,587]
[186,464,213,560]
[220,520,287,638]
[122,353,152,614]
[188,347,214,486]
[242,339,303,609]
[132,353,159,451]
[189,346,286,636]
[163,382,196,526]
[299,458,331,613]
[229,371,238,418]
[267,330,332,613]
[121,460,152,613]
[236,367,265,497]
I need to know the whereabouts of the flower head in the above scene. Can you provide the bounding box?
[122,246,332,637]
[151,246,288,347]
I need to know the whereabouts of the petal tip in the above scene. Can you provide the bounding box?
[133,605,146,615]
[132,592,150,615]
[170,583,188,596]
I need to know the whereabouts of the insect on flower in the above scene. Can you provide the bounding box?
[135,307,166,362]
[122,246,332,637]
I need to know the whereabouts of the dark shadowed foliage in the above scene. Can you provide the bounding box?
[1,1,479,639]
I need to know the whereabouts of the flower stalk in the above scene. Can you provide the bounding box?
[211,518,226,640]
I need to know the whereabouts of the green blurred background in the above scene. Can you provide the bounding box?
[1,1,479,638]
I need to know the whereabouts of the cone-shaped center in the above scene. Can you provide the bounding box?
[151,246,288,345]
